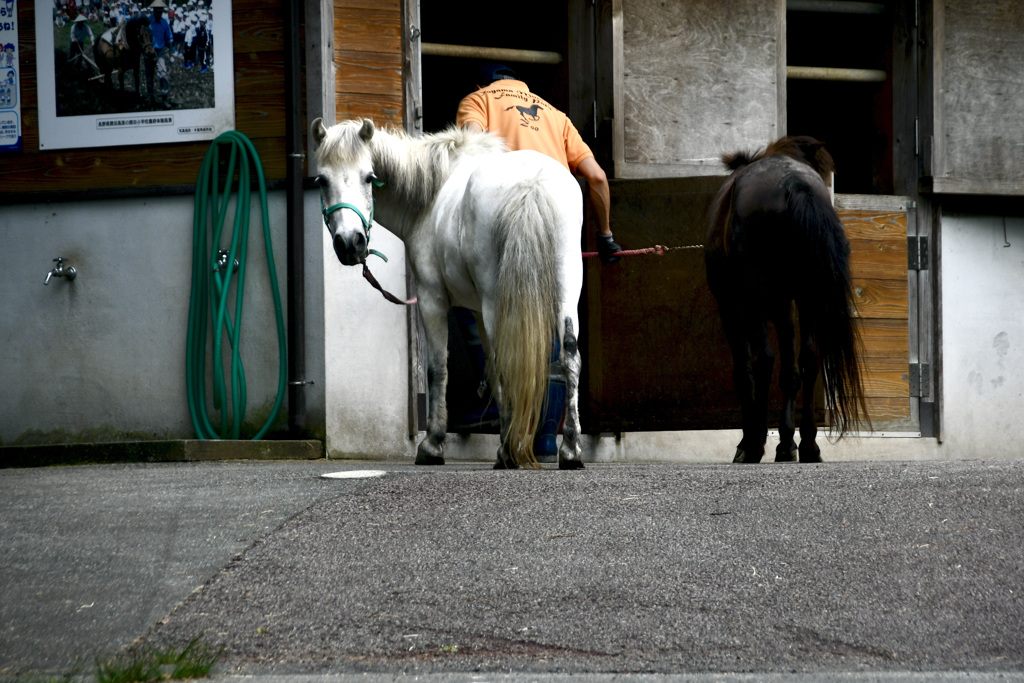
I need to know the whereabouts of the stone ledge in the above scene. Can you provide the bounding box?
[0,440,324,468]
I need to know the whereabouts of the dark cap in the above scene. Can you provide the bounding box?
[476,63,519,86]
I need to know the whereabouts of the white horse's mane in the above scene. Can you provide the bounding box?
[316,120,507,212]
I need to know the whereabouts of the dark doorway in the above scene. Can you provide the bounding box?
[418,2,570,134]
[786,2,894,195]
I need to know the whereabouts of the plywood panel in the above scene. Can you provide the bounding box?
[584,177,735,431]
[932,0,1024,195]
[617,0,783,177]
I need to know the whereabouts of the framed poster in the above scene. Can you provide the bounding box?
[35,0,233,151]
[0,0,21,152]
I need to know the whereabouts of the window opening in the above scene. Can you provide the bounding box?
[417,1,568,134]
[787,0,894,195]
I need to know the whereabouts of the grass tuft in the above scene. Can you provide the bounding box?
[95,635,221,683]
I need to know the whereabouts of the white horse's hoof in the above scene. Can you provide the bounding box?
[557,456,584,470]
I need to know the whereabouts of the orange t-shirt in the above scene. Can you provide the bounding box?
[456,80,594,174]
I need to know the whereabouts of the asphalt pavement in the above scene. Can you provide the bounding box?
[2,458,1023,681]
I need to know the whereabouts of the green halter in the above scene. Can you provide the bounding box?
[320,177,386,260]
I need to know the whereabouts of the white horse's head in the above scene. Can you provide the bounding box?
[311,117,379,266]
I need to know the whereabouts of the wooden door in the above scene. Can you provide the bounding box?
[581,180,915,434]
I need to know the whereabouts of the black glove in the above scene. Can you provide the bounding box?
[596,232,622,265]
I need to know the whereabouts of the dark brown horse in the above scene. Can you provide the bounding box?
[705,136,868,464]
[94,17,153,95]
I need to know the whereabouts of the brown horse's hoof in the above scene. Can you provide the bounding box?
[798,441,823,463]
[775,443,798,462]
[732,446,764,464]
[733,448,765,464]
[558,456,585,470]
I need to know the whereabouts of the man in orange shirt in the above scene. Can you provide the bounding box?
[457,63,623,265]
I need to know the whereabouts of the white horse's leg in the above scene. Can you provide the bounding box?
[558,315,584,469]
[477,302,518,469]
[417,302,449,466]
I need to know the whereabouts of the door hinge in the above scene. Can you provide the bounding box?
[909,362,931,398]
[908,235,929,271]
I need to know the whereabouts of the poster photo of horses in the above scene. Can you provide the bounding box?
[34,0,233,150]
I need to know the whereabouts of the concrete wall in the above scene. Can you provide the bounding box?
[0,192,326,446]
[939,213,1024,454]
[322,223,417,460]
[6,197,1020,464]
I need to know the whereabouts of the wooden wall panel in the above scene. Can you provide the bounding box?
[335,50,403,96]
[840,206,911,423]
[335,8,402,53]
[2,0,290,198]
[332,0,403,126]
[335,95,405,127]
[234,7,285,53]
[584,182,915,431]
[852,279,909,320]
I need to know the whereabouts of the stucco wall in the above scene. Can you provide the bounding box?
[0,192,326,446]
[940,213,1024,452]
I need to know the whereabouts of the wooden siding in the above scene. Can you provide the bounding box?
[1,0,291,196]
[839,208,912,425]
[334,0,403,128]
[584,180,913,433]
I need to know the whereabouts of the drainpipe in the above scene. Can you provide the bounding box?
[285,0,306,435]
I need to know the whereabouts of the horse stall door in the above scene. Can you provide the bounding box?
[580,177,826,433]
[836,195,915,431]
[581,181,914,436]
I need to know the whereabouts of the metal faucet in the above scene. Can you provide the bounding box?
[44,257,77,285]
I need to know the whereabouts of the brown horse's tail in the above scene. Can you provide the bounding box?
[491,177,560,468]
[784,175,870,438]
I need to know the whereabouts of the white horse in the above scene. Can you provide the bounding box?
[311,118,585,469]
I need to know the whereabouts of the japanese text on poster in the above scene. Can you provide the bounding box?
[0,0,22,152]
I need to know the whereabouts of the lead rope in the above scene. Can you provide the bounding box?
[363,243,705,306]
[322,181,418,306]
[361,252,418,305]
[581,243,704,259]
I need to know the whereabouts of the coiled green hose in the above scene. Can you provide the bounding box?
[186,131,287,439]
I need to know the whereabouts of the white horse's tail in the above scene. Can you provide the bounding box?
[492,178,560,469]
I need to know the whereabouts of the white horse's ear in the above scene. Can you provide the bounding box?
[311,117,327,148]
[359,118,375,142]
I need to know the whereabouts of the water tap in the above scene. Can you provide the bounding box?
[44,257,77,285]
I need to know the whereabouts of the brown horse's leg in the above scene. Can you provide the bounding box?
[797,309,823,463]
[722,307,770,464]
[774,301,799,462]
